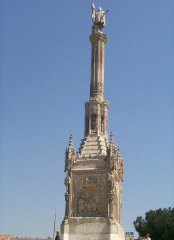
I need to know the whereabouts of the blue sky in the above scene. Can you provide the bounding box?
[1,0,174,239]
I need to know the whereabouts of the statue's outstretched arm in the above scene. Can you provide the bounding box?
[91,2,95,10]
[104,10,109,14]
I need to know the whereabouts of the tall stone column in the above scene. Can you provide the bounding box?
[84,31,108,138]
[89,31,107,101]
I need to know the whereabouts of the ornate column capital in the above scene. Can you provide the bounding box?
[89,32,107,44]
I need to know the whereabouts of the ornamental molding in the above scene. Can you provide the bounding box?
[72,159,107,169]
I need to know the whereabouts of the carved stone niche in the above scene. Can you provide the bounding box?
[101,116,104,132]
[85,117,89,135]
[91,113,97,132]
[76,185,102,217]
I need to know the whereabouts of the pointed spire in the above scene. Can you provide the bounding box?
[117,146,120,155]
[65,134,76,171]
[114,146,117,155]
[121,158,124,181]
[68,134,73,160]
[110,131,113,144]
[109,131,114,157]
[110,131,114,151]
[117,146,120,163]
[69,134,73,147]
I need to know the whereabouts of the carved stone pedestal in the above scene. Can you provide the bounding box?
[61,217,125,240]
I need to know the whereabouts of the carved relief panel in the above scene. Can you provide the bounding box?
[73,174,106,217]
[77,186,102,215]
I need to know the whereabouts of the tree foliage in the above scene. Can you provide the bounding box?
[133,207,174,240]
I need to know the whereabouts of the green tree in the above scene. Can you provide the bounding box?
[133,207,174,240]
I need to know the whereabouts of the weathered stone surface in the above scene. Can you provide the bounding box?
[61,6,124,240]
[61,218,124,240]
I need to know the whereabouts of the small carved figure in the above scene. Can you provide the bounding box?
[120,185,123,198]
[96,197,102,212]
[86,195,96,212]
[77,195,86,212]
[84,176,97,186]
[108,173,115,192]
[91,2,109,31]
[85,177,89,186]
[64,175,70,193]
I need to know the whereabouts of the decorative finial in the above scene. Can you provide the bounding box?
[117,146,120,154]
[69,134,73,146]
[109,131,115,157]
[117,146,120,162]
[110,131,113,143]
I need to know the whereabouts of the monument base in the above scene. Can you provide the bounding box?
[60,217,125,240]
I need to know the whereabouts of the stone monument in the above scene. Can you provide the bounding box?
[60,3,125,240]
